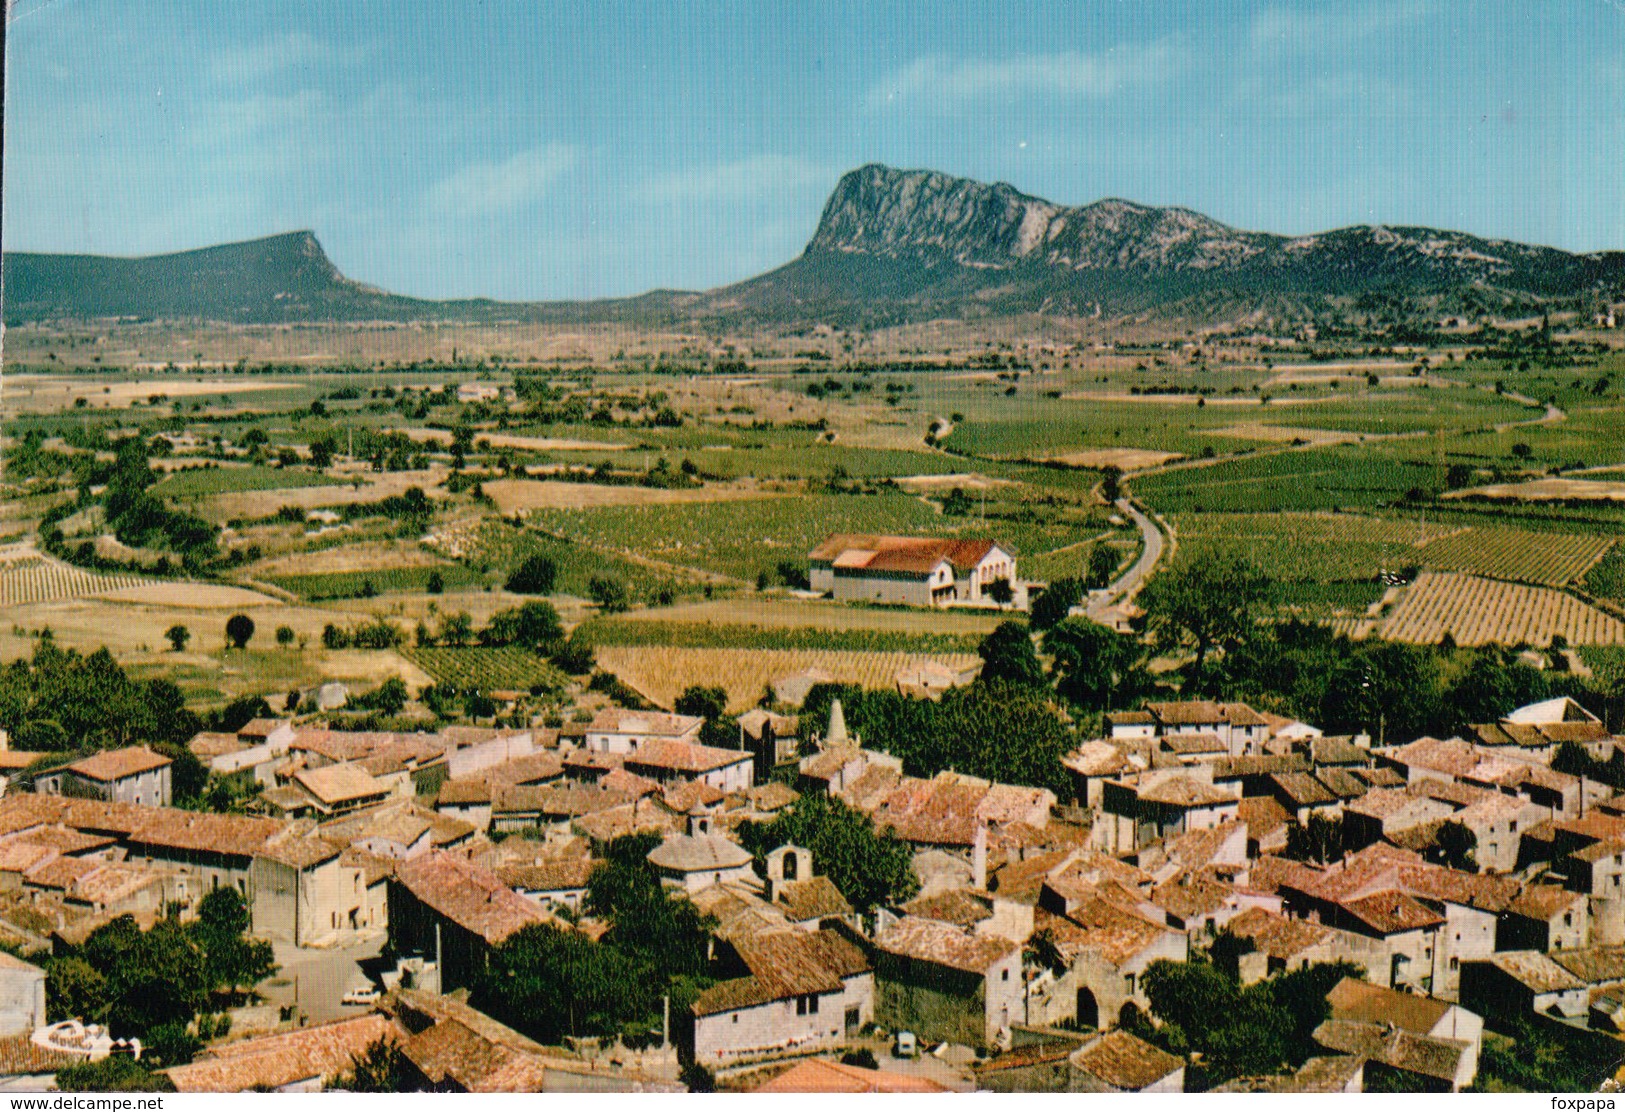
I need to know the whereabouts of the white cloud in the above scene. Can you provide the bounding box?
[208,32,358,83]
[1249,2,1434,54]
[864,40,1182,111]
[631,154,834,205]
[424,145,580,219]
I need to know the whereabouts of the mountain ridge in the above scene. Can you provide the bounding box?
[5,164,1623,327]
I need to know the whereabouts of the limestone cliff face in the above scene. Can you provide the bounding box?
[798,163,1621,298]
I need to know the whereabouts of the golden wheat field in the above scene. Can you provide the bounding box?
[595,645,984,712]
[1375,571,1625,647]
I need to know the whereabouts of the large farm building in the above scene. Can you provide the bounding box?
[809,533,1018,608]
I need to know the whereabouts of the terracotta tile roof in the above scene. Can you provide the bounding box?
[1390,861,1520,913]
[736,782,799,812]
[166,1014,403,1092]
[694,929,869,1016]
[1312,1019,1465,1083]
[1037,898,1171,966]
[661,780,725,813]
[0,1033,76,1077]
[570,803,681,843]
[903,888,994,928]
[393,851,554,944]
[1070,1030,1184,1090]
[586,708,703,737]
[1107,710,1156,727]
[809,533,998,575]
[1147,700,1227,726]
[496,858,598,892]
[1550,947,1625,984]
[485,751,566,785]
[1238,796,1291,841]
[1163,732,1227,755]
[1352,766,1406,788]
[1225,906,1333,958]
[1271,772,1337,807]
[65,746,171,782]
[1151,868,1233,920]
[735,928,869,995]
[189,732,249,760]
[1339,890,1445,934]
[1213,754,1311,779]
[1221,703,1270,727]
[437,779,493,806]
[1386,736,1482,777]
[876,914,1017,974]
[1326,976,1452,1033]
[294,762,388,806]
[625,739,752,775]
[1310,737,1370,765]
[498,783,633,819]
[1136,775,1237,808]
[1484,950,1585,993]
[775,875,853,922]
[1510,884,1585,921]
[340,848,397,887]
[646,832,753,873]
[400,1017,550,1092]
[322,799,473,849]
[1315,768,1369,800]
[1168,820,1245,869]
[292,730,444,766]
[988,849,1075,903]
[752,1057,950,1093]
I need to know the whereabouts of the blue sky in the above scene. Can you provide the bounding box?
[4,1,1623,301]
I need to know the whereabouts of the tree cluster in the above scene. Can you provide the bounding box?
[472,835,713,1045]
[1137,957,1367,1089]
[45,889,276,1068]
[802,673,1076,796]
[736,792,919,913]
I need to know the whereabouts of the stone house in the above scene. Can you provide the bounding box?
[1460,951,1590,1022]
[690,928,872,1068]
[580,709,703,754]
[1091,768,1241,855]
[1068,1030,1186,1092]
[1499,884,1589,952]
[872,915,1023,1047]
[1324,976,1481,1087]
[646,810,757,894]
[387,851,554,992]
[0,953,45,1038]
[35,747,172,807]
[164,1014,403,1092]
[808,533,1018,608]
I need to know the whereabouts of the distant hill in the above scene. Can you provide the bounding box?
[6,166,1623,327]
[1,231,507,324]
[695,164,1625,325]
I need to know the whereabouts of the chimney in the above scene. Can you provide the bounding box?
[972,820,988,891]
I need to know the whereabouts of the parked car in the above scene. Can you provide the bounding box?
[341,986,381,1006]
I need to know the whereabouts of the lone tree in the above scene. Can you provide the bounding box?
[505,555,558,595]
[977,621,1046,688]
[224,614,255,651]
[164,624,191,653]
[1139,555,1272,682]
[275,625,295,649]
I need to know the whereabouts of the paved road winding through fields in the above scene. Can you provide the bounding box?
[1084,498,1166,623]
